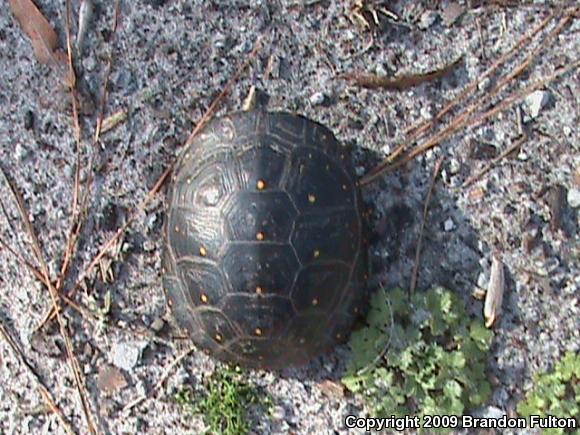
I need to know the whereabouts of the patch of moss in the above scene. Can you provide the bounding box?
[175,366,270,435]
[343,287,493,430]
[517,351,580,435]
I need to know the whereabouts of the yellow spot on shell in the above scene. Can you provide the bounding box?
[336,333,342,339]
[215,334,222,342]
[256,179,266,190]
[199,246,207,256]
[299,338,306,344]
[256,231,265,241]
[308,193,316,204]
[313,250,320,259]
[256,286,263,295]
[255,328,262,336]
[312,298,319,306]
[200,294,208,303]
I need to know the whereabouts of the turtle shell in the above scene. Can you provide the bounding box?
[162,110,368,369]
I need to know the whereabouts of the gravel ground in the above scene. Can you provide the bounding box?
[0,1,578,434]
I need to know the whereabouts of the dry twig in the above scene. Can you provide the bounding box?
[341,56,463,90]
[461,133,528,187]
[122,345,197,413]
[0,317,75,435]
[359,11,559,185]
[0,167,98,435]
[409,157,445,298]
[360,11,577,185]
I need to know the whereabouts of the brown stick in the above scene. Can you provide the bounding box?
[122,345,197,413]
[340,56,463,90]
[0,318,76,435]
[0,167,98,435]
[409,157,444,298]
[461,134,528,188]
[361,11,576,185]
[360,11,556,185]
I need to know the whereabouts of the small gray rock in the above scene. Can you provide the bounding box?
[309,92,325,106]
[111,341,148,371]
[567,188,580,208]
[444,218,456,232]
[477,271,489,289]
[448,158,461,175]
[271,405,286,421]
[418,11,438,30]
[524,90,551,118]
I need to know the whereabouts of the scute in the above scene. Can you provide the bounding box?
[221,294,295,338]
[290,263,350,313]
[163,110,368,369]
[236,144,288,190]
[284,147,355,211]
[223,191,297,242]
[221,244,299,297]
[176,258,230,306]
[291,208,360,264]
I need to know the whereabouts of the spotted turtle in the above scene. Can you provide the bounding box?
[162,110,368,369]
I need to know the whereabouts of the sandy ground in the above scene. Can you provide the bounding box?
[0,1,578,434]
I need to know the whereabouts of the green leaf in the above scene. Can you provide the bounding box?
[469,321,493,351]
[443,380,463,399]
[343,286,493,421]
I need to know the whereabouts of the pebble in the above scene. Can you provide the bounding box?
[477,271,489,289]
[150,317,165,333]
[142,240,155,252]
[524,90,551,118]
[418,11,438,29]
[420,105,433,120]
[14,143,28,161]
[271,406,286,421]
[567,188,580,208]
[111,341,148,371]
[478,77,491,92]
[309,92,325,106]
[444,218,456,232]
[473,405,506,419]
[448,158,461,175]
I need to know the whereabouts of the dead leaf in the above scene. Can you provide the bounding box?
[9,0,72,86]
[9,0,59,61]
[317,380,345,398]
[341,56,463,90]
[97,365,128,395]
[547,184,565,233]
[468,186,486,202]
[484,253,504,328]
[100,109,128,135]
